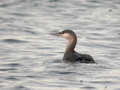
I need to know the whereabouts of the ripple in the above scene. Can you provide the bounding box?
[5,63,22,67]
[90,80,116,84]
[24,30,37,35]
[9,12,32,17]
[13,86,30,90]
[2,39,27,43]
[50,70,75,75]
[81,86,96,90]
[0,68,16,71]
[25,75,36,78]
[6,76,19,81]
[0,0,25,8]
[49,0,60,2]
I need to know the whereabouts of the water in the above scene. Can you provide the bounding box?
[0,0,120,90]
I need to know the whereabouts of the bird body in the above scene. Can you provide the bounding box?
[63,51,95,63]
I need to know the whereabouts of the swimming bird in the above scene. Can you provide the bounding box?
[54,30,95,63]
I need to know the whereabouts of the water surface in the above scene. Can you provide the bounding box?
[0,0,120,90]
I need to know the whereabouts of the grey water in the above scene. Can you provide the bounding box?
[0,0,120,90]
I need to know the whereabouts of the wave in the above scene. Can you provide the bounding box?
[2,39,27,43]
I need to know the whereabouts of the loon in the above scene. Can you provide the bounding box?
[54,30,95,63]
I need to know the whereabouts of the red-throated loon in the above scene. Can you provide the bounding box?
[54,30,95,63]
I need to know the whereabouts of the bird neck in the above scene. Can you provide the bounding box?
[65,37,77,55]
